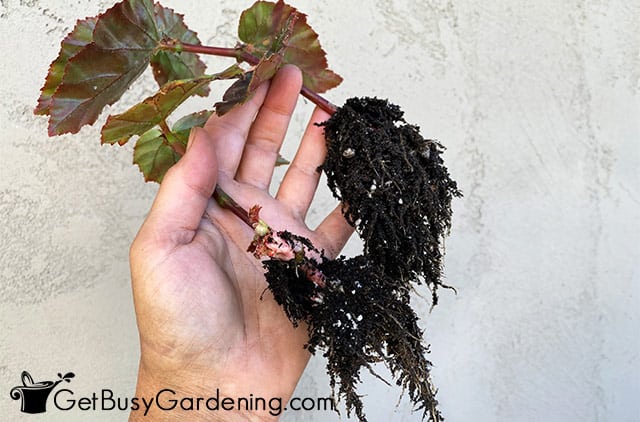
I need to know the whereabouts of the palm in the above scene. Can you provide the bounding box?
[129,66,352,410]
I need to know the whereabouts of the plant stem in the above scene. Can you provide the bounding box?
[160,40,256,64]
[212,187,252,227]
[300,87,337,115]
[159,40,338,115]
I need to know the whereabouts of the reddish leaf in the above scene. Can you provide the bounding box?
[35,17,96,116]
[214,71,253,115]
[238,0,342,93]
[133,128,181,183]
[49,44,151,136]
[102,65,241,145]
[215,53,285,115]
[45,0,207,136]
[250,53,284,95]
[216,5,294,115]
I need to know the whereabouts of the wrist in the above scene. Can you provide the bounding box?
[130,362,283,421]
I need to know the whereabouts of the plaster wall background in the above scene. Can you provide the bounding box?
[0,1,638,421]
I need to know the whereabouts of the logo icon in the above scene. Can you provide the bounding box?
[10,370,75,414]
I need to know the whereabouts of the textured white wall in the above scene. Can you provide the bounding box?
[1,1,638,421]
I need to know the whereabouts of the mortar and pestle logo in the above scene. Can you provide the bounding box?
[10,370,75,414]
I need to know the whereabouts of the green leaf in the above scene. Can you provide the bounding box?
[238,0,342,93]
[150,4,209,96]
[133,128,181,183]
[132,110,213,183]
[35,17,96,116]
[172,110,214,144]
[101,77,209,145]
[151,51,209,96]
[275,154,289,166]
[45,0,207,136]
[101,65,241,145]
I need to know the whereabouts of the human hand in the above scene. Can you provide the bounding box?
[129,65,352,421]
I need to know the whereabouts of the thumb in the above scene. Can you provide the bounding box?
[138,127,218,247]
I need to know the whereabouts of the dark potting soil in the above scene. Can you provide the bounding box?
[321,97,462,298]
[264,255,441,422]
[261,97,461,422]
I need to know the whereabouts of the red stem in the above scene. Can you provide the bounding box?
[212,187,252,227]
[162,40,256,64]
[300,86,337,115]
[160,40,338,115]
